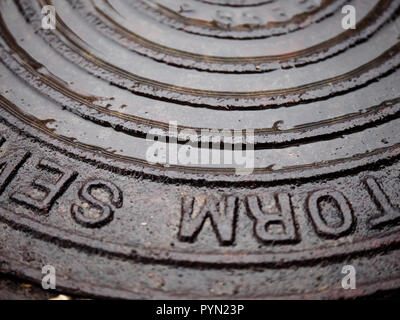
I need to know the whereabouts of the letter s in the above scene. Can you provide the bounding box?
[71,180,123,228]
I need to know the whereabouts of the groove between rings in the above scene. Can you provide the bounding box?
[0,113,399,266]
[1,33,400,149]
[1,0,399,181]
[1,95,399,183]
[72,0,396,72]
[15,0,400,109]
[132,0,345,39]
[194,0,276,7]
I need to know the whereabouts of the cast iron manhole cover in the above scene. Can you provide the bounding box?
[0,0,400,299]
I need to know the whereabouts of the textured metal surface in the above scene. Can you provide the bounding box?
[0,0,400,299]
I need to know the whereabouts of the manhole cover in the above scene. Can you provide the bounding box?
[0,0,400,299]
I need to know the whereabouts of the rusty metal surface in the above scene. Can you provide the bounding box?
[0,0,400,299]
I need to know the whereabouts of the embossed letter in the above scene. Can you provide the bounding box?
[364,177,400,229]
[71,179,123,228]
[11,159,77,213]
[178,196,238,246]
[246,193,298,243]
[0,148,30,194]
[307,189,354,238]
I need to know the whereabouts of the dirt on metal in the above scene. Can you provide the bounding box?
[0,0,400,299]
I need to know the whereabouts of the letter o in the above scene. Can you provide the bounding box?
[307,189,354,238]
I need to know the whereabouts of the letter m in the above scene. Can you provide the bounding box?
[178,195,238,246]
[0,146,30,194]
